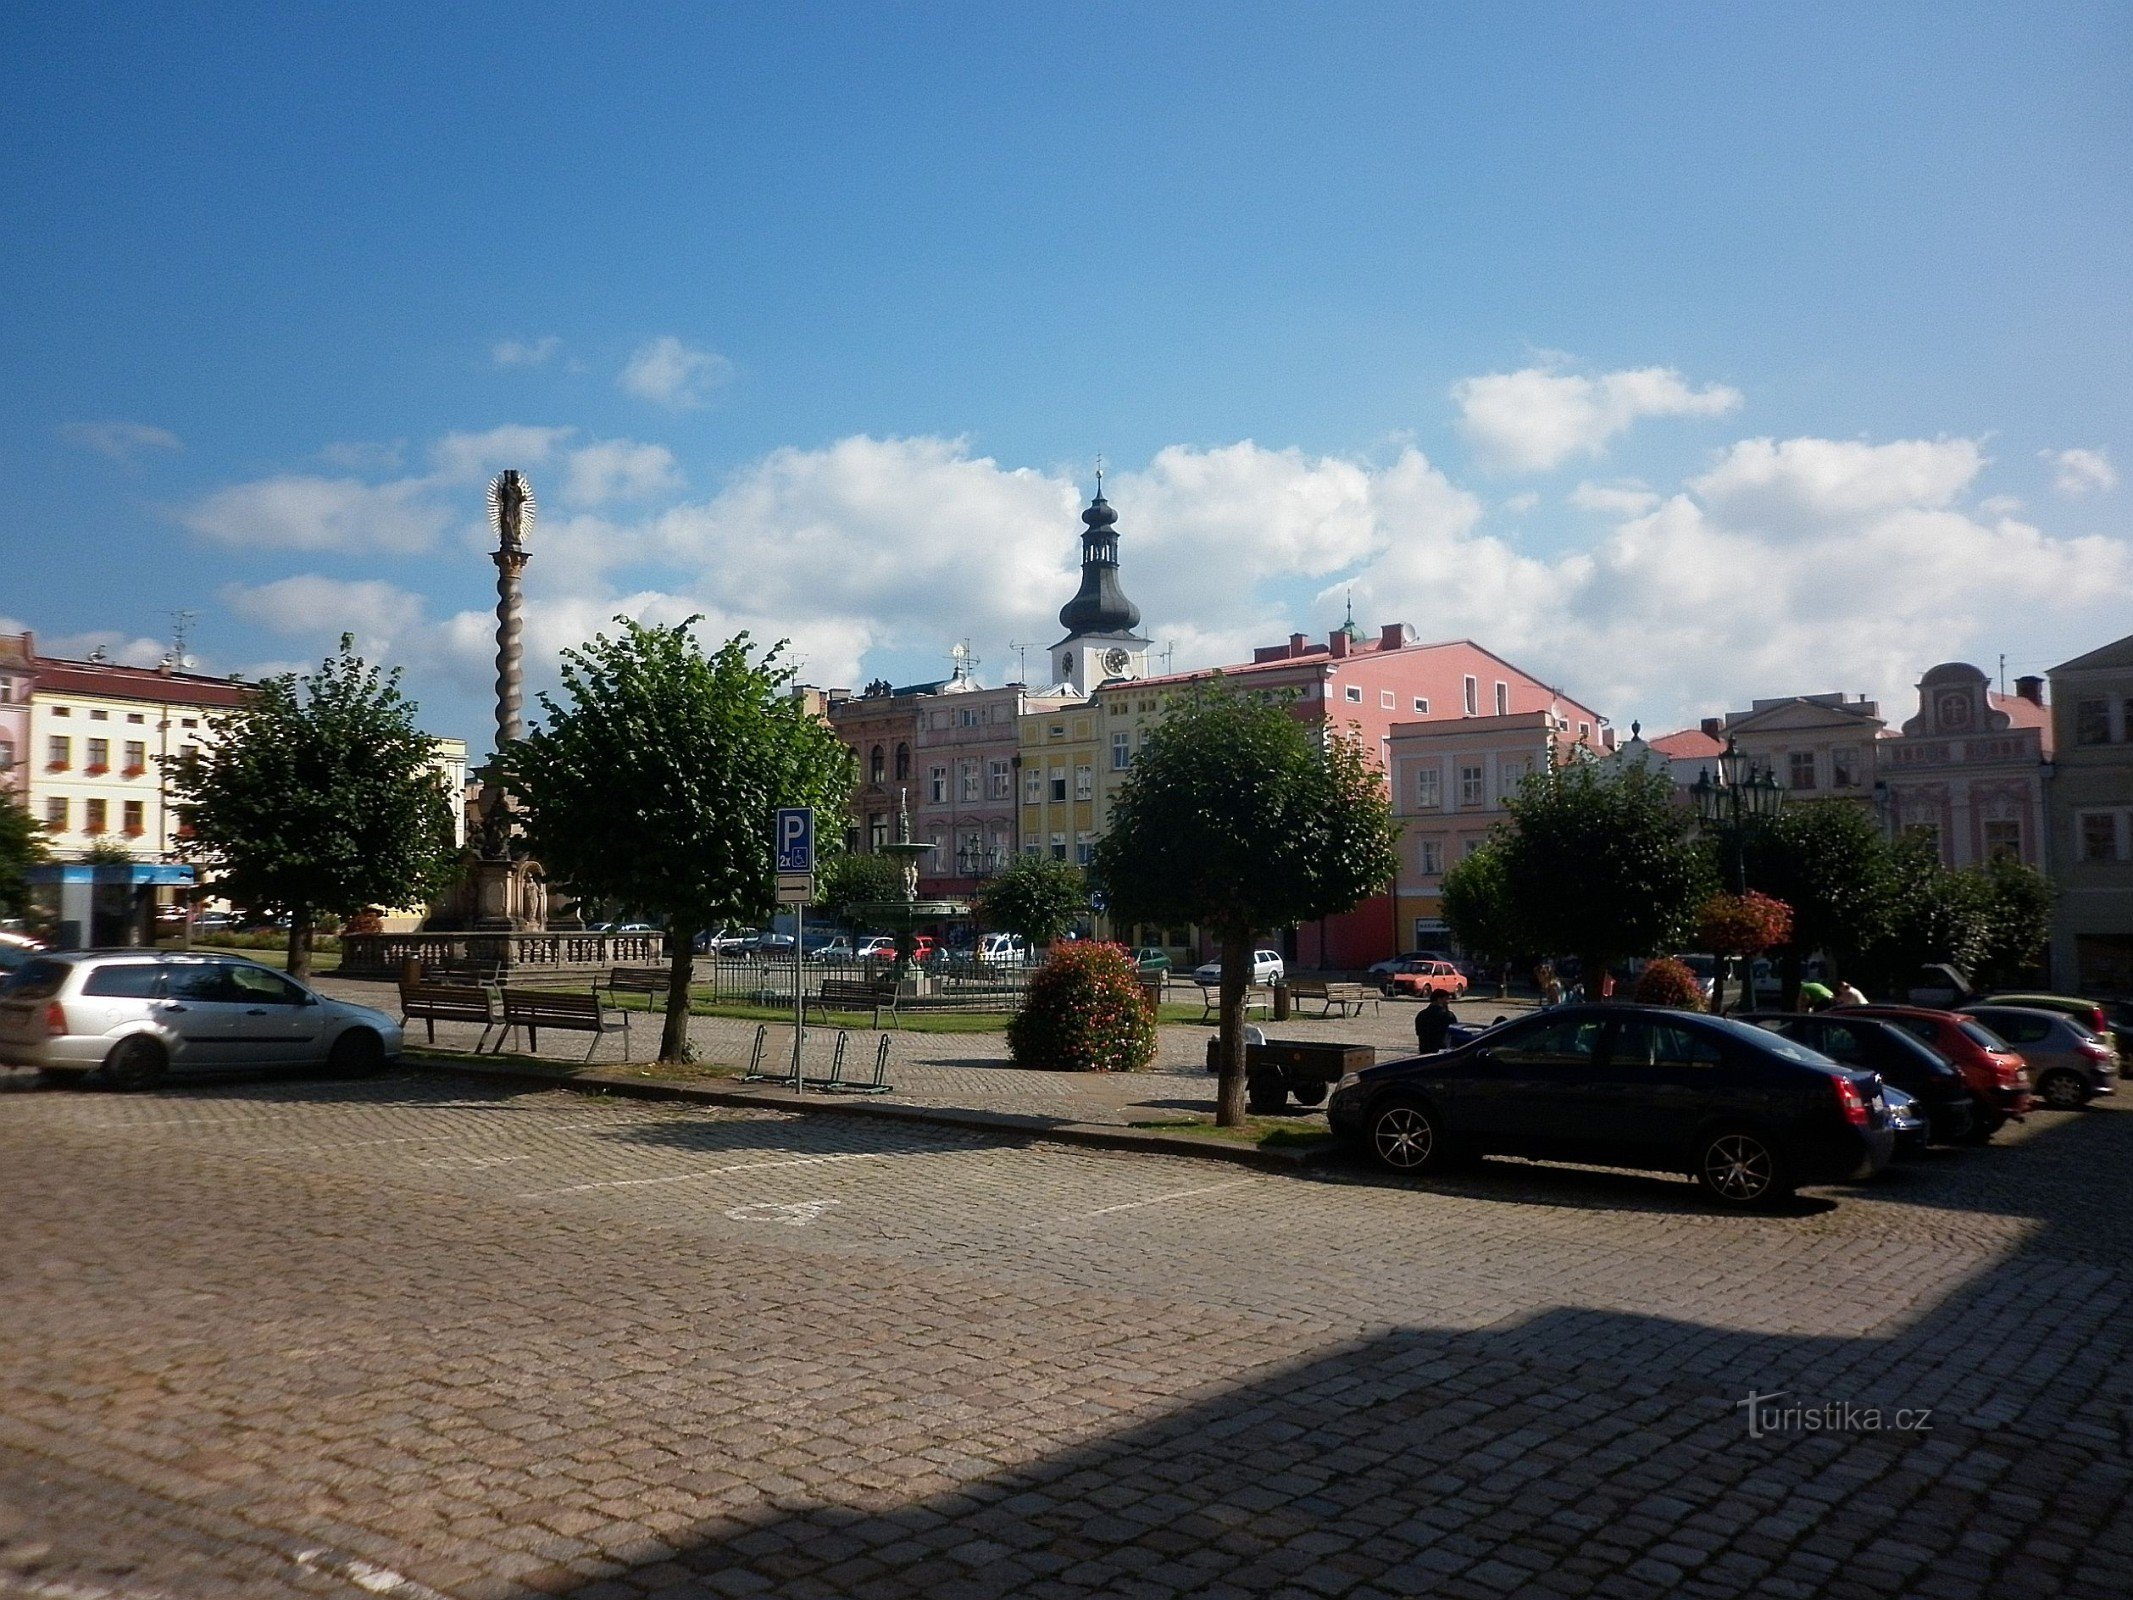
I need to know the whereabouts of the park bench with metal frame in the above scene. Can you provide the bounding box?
[398,982,499,1050]
[807,976,902,1028]
[1287,976,1379,1017]
[594,966,674,1010]
[1198,982,1274,1020]
[496,988,630,1060]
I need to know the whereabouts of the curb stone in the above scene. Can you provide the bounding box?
[399,1052,1341,1174]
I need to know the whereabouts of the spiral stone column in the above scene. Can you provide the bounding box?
[492,544,528,752]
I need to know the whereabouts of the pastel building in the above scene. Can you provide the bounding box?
[911,672,1081,896]
[1880,665,2051,870]
[1388,706,1610,955]
[2045,633,2133,994]
[0,632,33,793]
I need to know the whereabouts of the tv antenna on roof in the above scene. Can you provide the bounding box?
[1007,641,1033,682]
[1161,641,1175,673]
[163,609,197,671]
[948,640,980,683]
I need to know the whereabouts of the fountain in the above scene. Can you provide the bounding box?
[845,789,969,994]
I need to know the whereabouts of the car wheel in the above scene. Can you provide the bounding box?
[100,1036,168,1091]
[328,1028,386,1077]
[2035,1070,2090,1111]
[1368,1097,1445,1174]
[1694,1128,1792,1208]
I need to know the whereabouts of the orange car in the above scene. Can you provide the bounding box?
[1383,958,1469,999]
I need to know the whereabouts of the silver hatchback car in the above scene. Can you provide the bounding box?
[0,951,403,1088]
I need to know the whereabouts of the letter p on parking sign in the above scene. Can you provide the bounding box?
[774,807,815,874]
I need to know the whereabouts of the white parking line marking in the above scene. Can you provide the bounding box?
[293,1549,452,1599]
[1068,1178,1261,1219]
[248,1117,684,1154]
[726,1199,841,1226]
[515,1150,894,1198]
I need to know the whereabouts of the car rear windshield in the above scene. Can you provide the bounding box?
[2,958,71,1000]
[1959,1021,2009,1051]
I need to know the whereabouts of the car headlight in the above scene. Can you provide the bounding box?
[1335,1071,1363,1093]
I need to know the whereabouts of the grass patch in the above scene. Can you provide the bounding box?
[401,1045,742,1084]
[1130,1116,1335,1152]
[157,939,342,975]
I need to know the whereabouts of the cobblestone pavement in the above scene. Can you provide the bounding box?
[314,976,1517,1128]
[1,1067,2127,1600]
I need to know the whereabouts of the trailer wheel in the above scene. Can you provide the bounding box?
[1289,1079,1328,1107]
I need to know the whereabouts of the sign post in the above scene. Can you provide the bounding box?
[774,809,815,1090]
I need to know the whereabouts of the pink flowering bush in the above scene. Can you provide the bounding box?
[1007,941,1158,1072]
[1632,955,1707,1011]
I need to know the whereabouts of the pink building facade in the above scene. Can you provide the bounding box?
[1881,663,2051,870]
[909,679,1079,897]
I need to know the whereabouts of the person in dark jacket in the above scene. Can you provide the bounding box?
[1413,991,1457,1053]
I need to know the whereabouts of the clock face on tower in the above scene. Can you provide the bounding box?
[1101,647,1133,676]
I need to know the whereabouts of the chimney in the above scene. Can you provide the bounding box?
[2015,675,2045,706]
[1379,622,1413,651]
[1328,631,1351,660]
[1700,716,1723,739]
[1289,632,1308,656]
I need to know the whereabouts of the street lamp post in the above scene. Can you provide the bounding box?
[1689,736,1786,1006]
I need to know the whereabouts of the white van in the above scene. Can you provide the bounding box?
[977,933,1029,967]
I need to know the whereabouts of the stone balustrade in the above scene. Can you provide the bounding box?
[340,930,666,979]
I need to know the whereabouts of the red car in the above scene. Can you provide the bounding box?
[1830,1004,2031,1137]
[1383,959,1470,1000]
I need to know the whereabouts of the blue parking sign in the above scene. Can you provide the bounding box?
[774,807,815,874]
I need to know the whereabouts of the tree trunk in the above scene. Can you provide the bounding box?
[1215,925,1251,1127]
[288,907,311,982]
[1780,947,1804,1012]
[660,923,696,1064]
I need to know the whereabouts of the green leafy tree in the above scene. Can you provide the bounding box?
[512,620,854,1062]
[1092,681,1399,1125]
[1971,853,2055,988]
[170,640,456,979]
[0,788,48,920]
[1857,833,1994,992]
[976,854,1088,947]
[1736,802,1894,1003]
[819,851,902,927]
[1439,839,1524,997]
[1498,762,1710,996]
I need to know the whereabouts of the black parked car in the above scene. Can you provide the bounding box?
[1326,1004,1896,1208]
[1735,1012,1977,1145]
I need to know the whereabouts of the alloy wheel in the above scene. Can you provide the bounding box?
[2037,1072,2087,1111]
[1701,1133,1774,1202]
[1372,1103,1436,1171]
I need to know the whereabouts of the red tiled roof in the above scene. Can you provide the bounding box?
[1648,727,1724,759]
[1990,692,2053,755]
[33,660,251,710]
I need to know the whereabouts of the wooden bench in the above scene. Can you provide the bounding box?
[1197,982,1274,1020]
[398,982,499,1049]
[416,958,504,986]
[496,988,630,1059]
[595,965,674,1008]
[1287,976,1379,1017]
[807,976,901,1028]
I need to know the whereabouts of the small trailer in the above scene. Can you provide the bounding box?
[1206,1036,1377,1114]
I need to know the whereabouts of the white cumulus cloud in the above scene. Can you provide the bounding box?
[563,439,682,507]
[2042,447,2118,497]
[59,421,182,462]
[492,335,561,367]
[181,475,454,556]
[619,336,733,409]
[1453,364,1741,473]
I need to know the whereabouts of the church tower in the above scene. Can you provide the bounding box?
[1051,485,1149,693]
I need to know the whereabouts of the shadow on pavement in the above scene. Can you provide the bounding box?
[480,1108,2132,1600]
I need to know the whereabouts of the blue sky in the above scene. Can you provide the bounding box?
[4,2,2128,749]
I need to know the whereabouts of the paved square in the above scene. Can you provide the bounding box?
[1,1068,2127,1599]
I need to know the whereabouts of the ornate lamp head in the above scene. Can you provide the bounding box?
[488,470,536,550]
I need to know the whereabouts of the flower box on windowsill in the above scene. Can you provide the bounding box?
[85,764,109,776]
[123,765,146,778]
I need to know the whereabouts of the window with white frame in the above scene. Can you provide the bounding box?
[1789,751,1817,790]
[1983,818,2022,861]
[1494,681,1509,716]
[1024,769,1042,804]
[1076,832,1094,866]
[1415,768,1441,809]
[2080,811,2124,862]
[45,797,66,831]
[929,765,948,803]
[1111,731,1130,770]
[1050,832,1067,861]
[1463,676,1478,716]
[1345,684,1363,703]
[1459,763,1484,806]
[989,759,1010,798]
[47,735,70,769]
[1413,697,1429,714]
[1418,839,1441,875]
[1074,764,1092,801]
[960,761,980,801]
[1831,746,1859,789]
[1499,758,1527,793]
[1049,768,1068,802]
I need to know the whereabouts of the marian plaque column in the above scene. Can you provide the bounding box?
[468,470,547,932]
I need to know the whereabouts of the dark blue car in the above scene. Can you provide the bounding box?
[1327,1003,1895,1208]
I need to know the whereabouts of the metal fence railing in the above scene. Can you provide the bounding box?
[692,956,1036,1012]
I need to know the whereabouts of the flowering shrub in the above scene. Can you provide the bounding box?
[1007,941,1157,1072]
[1632,955,1707,1011]
[1695,890,1793,956]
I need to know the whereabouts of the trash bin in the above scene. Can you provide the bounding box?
[1271,982,1292,1021]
